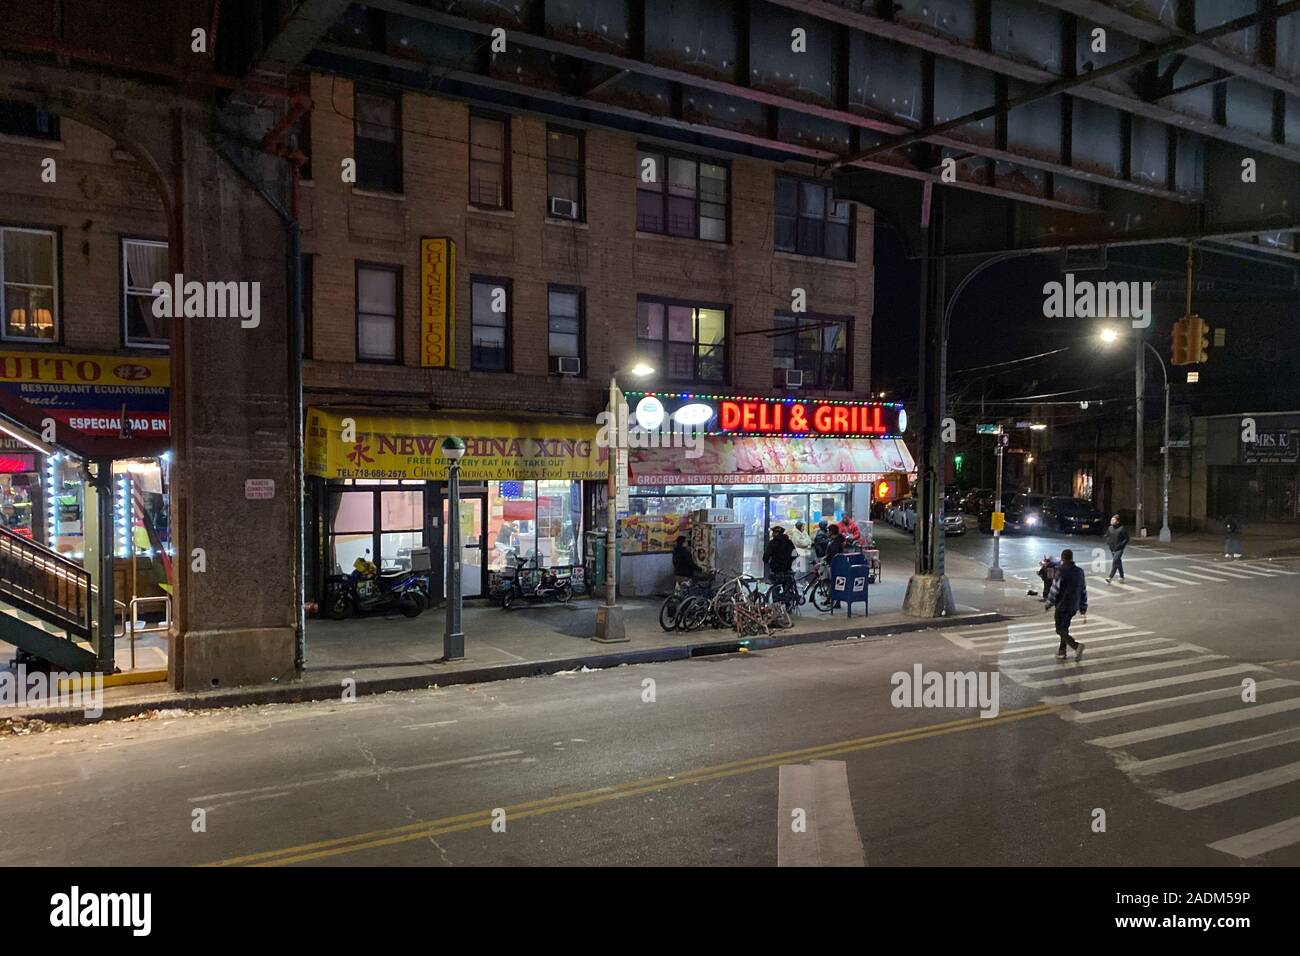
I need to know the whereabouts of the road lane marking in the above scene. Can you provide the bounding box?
[1087,696,1300,748]
[777,760,866,867]
[203,705,1053,867]
[1118,722,1300,776]
[1209,814,1300,859]
[1068,678,1297,724]
[1160,759,1300,810]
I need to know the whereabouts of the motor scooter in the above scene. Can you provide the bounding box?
[326,551,425,619]
[490,549,573,608]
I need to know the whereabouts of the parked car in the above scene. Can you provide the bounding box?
[977,492,1017,533]
[1043,496,1105,534]
[888,498,916,531]
[960,489,989,514]
[900,499,919,532]
[1005,493,1049,532]
[941,510,966,536]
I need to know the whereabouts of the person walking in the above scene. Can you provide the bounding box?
[1045,548,1087,661]
[1103,514,1129,583]
[1224,514,1244,559]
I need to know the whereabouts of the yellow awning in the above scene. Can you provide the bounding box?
[306,408,605,481]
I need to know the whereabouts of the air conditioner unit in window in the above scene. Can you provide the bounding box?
[549,197,579,220]
[784,368,804,388]
[555,356,582,376]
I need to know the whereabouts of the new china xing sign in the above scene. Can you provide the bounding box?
[626,392,907,439]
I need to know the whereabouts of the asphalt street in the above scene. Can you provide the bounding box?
[2,517,1297,867]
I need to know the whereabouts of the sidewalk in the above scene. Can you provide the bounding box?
[3,589,1004,725]
[1130,523,1300,559]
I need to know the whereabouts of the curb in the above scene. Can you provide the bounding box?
[5,611,1007,726]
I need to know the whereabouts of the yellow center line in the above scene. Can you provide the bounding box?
[205,703,1054,867]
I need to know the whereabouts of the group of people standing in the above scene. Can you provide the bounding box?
[763,516,866,578]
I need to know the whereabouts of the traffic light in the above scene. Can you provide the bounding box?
[1171,316,1190,365]
[1188,313,1210,363]
[953,453,964,474]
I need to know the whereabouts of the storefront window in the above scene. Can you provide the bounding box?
[622,487,713,554]
[0,457,37,539]
[327,481,426,574]
[486,480,582,569]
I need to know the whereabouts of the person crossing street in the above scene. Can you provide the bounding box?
[1045,548,1087,662]
[1104,514,1129,584]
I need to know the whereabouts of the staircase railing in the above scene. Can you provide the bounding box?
[0,526,93,638]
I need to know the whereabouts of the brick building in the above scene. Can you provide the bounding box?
[298,74,909,605]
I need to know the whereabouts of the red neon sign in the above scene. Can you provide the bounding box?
[717,399,894,436]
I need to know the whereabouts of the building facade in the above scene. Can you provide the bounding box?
[298,74,890,603]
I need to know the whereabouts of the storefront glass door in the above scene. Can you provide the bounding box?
[444,495,487,598]
[728,493,768,578]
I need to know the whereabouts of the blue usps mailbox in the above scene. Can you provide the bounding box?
[830,553,869,617]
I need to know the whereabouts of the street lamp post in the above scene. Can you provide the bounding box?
[440,436,466,661]
[1100,327,1172,543]
[593,362,654,643]
[988,427,1005,581]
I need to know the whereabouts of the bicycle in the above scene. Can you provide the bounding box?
[765,570,802,614]
[710,570,764,629]
[733,597,793,637]
[799,559,833,612]
[659,570,716,631]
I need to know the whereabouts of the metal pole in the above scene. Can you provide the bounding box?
[1135,331,1146,536]
[594,375,627,642]
[443,460,464,660]
[988,431,1004,581]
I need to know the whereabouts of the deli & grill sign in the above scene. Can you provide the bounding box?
[626,392,906,438]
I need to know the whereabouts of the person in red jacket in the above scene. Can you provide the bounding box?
[841,514,863,549]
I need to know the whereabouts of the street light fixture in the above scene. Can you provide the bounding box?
[440,435,467,661]
[594,361,655,643]
[1098,327,1172,543]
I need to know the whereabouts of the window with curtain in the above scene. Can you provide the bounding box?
[635,149,728,242]
[354,90,402,193]
[546,127,583,219]
[636,297,727,384]
[772,313,851,389]
[547,286,582,374]
[2,227,57,343]
[356,263,400,362]
[774,175,853,261]
[122,238,169,348]
[470,113,510,209]
[472,279,510,371]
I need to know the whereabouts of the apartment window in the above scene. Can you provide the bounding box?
[774,176,853,261]
[122,238,169,349]
[773,313,851,390]
[354,90,401,193]
[546,127,583,220]
[356,263,400,363]
[472,278,511,371]
[1,227,58,343]
[635,149,727,241]
[636,297,726,384]
[470,113,510,209]
[548,286,584,375]
[0,100,59,141]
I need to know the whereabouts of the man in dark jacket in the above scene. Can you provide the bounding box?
[763,526,796,577]
[1224,515,1244,559]
[672,535,702,585]
[1104,514,1129,583]
[812,520,830,559]
[1046,548,1087,661]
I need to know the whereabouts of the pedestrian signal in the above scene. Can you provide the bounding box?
[876,479,897,500]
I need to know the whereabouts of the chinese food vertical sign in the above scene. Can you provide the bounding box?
[420,238,455,368]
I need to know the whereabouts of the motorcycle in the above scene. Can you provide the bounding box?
[490,549,573,608]
[325,551,426,620]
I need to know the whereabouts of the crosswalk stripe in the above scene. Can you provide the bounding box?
[1107,580,1151,593]
[1160,759,1300,811]
[1087,696,1300,748]
[1119,721,1300,776]
[1209,814,1300,860]
[1154,566,1235,583]
[1007,644,1200,677]
[1039,665,1265,704]
[1140,569,1207,586]
[1213,563,1287,578]
[1115,577,1176,590]
[1019,655,1226,689]
[1186,563,1262,579]
[978,631,1158,658]
[1067,678,1298,725]
[965,620,1134,644]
